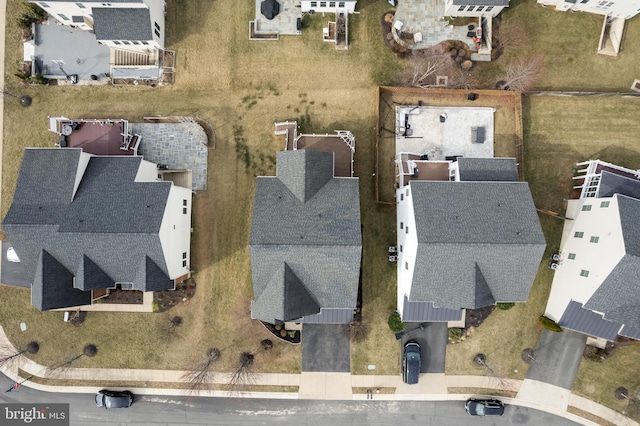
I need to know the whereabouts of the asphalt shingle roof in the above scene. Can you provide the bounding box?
[408,180,546,310]
[92,7,153,41]
[597,172,640,200]
[250,150,361,324]
[2,148,175,310]
[457,157,519,182]
[452,0,509,5]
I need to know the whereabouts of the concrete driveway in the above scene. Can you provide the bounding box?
[525,329,587,389]
[0,242,30,288]
[401,322,448,374]
[302,324,350,372]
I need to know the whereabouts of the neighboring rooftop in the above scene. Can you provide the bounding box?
[93,8,153,41]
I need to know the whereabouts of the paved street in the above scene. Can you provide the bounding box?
[0,373,579,426]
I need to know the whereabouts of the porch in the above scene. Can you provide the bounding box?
[48,117,139,156]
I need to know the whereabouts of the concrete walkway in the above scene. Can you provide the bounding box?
[0,327,635,425]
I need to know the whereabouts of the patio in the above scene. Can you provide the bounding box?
[395,106,495,160]
[26,18,110,82]
[252,0,301,36]
[393,0,477,51]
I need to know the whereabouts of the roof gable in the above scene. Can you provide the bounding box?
[75,255,114,291]
[133,256,174,292]
[32,250,92,311]
[276,150,334,204]
[457,158,519,182]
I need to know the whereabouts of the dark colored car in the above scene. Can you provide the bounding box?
[402,341,421,384]
[465,398,505,416]
[95,390,133,409]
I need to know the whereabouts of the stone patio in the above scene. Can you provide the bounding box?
[253,0,301,35]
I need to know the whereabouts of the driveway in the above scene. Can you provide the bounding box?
[525,329,587,389]
[0,242,30,288]
[401,322,447,373]
[302,324,350,372]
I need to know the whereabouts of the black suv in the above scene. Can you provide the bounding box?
[465,398,505,416]
[402,341,421,384]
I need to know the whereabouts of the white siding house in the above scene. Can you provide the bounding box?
[537,0,640,19]
[444,0,510,18]
[301,0,357,14]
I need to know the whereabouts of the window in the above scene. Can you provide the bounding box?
[405,262,408,270]
[580,270,590,277]
[182,252,187,259]
[458,5,465,11]
[486,6,493,11]
[141,41,149,45]
[40,2,49,7]
[76,2,85,8]
[58,14,69,20]
[574,231,584,238]
[132,41,140,45]
[568,253,576,260]
[183,207,188,214]
[183,199,187,206]
[155,29,161,37]
[72,16,83,23]
[102,2,112,6]
[113,40,121,45]
[320,1,326,7]
[477,6,484,11]
[182,260,187,267]
[400,194,404,201]
[339,1,345,6]
[590,236,600,243]
[581,0,589,2]
[600,201,610,208]
[581,204,592,211]
[406,188,410,197]
[329,1,335,7]
[400,222,403,229]
[154,22,160,30]
[405,226,409,234]
[400,245,403,252]
[122,41,131,45]
[311,1,317,6]
[467,5,475,11]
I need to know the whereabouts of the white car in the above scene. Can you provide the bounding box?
[6,247,20,263]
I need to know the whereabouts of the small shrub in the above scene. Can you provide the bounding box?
[261,339,273,351]
[448,328,463,342]
[350,320,369,343]
[27,74,48,85]
[274,323,283,331]
[279,329,287,337]
[17,3,47,29]
[538,315,563,332]
[287,330,296,338]
[496,302,515,311]
[387,312,406,333]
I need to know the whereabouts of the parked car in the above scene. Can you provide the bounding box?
[6,247,20,263]
[402,341,421,384]
[95,390,133,408]
[465,398,505,416]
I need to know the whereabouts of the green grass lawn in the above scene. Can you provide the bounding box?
[1,0,640,402]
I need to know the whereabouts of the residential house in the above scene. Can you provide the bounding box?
[249,148,361,324]
[545,160,640,345]
[27,0,168,83]
[537,0,640,56]
[2,148,192,311]
[444,0,510,18]
[396,157,546,323]
[300,0,357,13]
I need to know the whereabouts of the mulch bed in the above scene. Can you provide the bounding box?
[465,305,496,330]
[261,322,301,344]
[153,278,197,313]
[101,288,143,304]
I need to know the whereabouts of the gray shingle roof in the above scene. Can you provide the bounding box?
[93,7,153,41]
[2,148,175,310]
[408,180,545,310]
[457,157,519,182]
[452,0,509,5]
[597,172,640,200]
[250,150,361,324]
[32,250,92,311]
[584,254,640,329]
[559,300,621,341]
[617,195,640,257]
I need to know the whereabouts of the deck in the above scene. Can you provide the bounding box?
[56,119,134,156]
[296,135,354,178]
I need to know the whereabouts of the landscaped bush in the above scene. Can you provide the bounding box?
[496,302,515,311]
[387,312,406,333]
[448,328,463,343]
[538,315,563,332]
[17,3,47,29]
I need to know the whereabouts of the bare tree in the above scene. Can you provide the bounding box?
[182,348,221,392]
[0,341,39,368]
[47,344,97,376]
[474,353,510,390]
[350,319,369,343]
[495,18,527,53]
[447,66,478,90]
[401,57,449,88]
[226,352,256,395]
[501,53,545,93]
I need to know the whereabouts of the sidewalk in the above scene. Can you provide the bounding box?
[0,327,635,425]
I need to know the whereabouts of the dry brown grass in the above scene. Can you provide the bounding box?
[566,406,618,426]
[448,387,517,398]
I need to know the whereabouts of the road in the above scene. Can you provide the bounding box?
[0,375,579,426]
